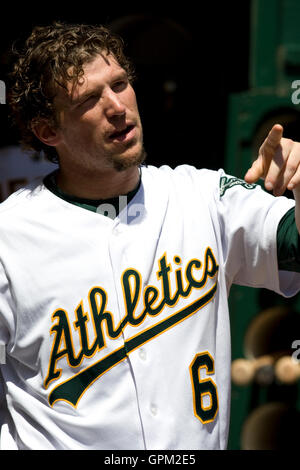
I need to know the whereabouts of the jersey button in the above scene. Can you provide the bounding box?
[139,348,147,361]
[150,404,158,416]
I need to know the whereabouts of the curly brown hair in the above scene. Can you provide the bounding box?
[8,21,135,163]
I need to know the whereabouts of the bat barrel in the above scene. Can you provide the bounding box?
[275,355,300,384]
[231,306,300,386]
[241,402,300,450]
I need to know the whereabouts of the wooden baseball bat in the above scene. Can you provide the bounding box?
[274,355,300,384]
[241,402,299,450]
[231,355,275,386]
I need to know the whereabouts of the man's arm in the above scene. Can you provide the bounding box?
[244,124,300,234]
[293,187,300,234]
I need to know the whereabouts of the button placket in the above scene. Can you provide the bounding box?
[138,348,147,361]
[150,404,158,416]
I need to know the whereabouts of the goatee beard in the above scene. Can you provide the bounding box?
[109,146,147,172]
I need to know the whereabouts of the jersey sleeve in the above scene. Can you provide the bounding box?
[0,261,15,358]
[277,207,300,272]
[214,170,300,297]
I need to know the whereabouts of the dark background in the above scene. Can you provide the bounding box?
[0,0,251,171]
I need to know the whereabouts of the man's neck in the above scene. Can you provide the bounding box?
[55,165,141,200]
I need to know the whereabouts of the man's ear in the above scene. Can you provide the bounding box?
[31,120,62,147]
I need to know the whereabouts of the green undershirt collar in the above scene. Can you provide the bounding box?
[43,170,141,219]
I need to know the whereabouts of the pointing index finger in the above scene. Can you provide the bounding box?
[264,124,283,151]
[244,124,284,184]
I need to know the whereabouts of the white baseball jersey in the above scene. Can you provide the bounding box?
[0,164,299,450]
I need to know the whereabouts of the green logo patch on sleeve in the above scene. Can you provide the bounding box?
[219,176,257,197]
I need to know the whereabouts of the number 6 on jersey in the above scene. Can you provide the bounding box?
[189,352,219,424]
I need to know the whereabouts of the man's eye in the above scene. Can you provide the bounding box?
[84,95,97,104]
[112,80,127,92]
[77,95,97,108]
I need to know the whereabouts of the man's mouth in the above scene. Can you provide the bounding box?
[109,124,135,141]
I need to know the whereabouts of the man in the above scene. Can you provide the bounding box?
[0,21,299,450]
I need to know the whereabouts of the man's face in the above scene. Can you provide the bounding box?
[53,53,144,174]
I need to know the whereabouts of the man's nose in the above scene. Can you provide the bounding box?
[104,90,126,118]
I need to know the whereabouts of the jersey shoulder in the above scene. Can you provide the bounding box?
[0,177,48,224]
[141,164,222,191]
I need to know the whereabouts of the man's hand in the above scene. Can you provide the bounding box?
[244,123,300,233]
[244,124,300,197]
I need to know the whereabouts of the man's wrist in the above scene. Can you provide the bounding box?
[292,186,300,234]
